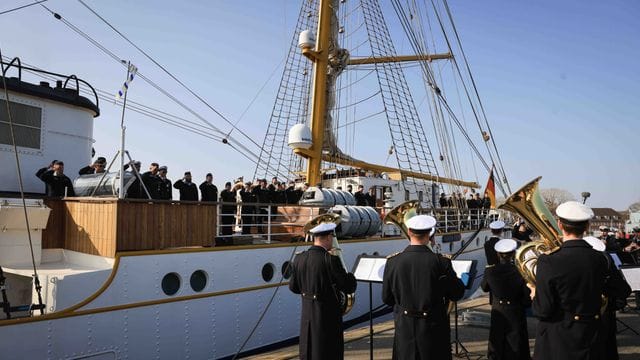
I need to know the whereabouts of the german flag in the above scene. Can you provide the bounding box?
[484,168,496,209]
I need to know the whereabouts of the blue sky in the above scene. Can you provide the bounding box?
[1,0,638,209]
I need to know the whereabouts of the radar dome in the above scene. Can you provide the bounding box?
[288,124,312,150]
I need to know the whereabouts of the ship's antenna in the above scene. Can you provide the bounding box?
[0,52,45,315]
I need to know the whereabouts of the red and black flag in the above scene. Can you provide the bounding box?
[484,167,496,209]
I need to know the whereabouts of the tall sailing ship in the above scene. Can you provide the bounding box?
[0,0,510,358]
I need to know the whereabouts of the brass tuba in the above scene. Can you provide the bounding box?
[383,200,422,239]
[498,176,560,286]
[303,213,355,315]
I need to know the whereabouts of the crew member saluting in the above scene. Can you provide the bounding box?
[532,201,631,360]
[382,215,465,360]
[481,238,531,360]
[289,222,357,360]
[484,220,505,266]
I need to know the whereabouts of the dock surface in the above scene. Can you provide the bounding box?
[247,295,640,359]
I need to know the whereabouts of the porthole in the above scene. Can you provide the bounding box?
[161,272,181,296]
[373,251,379,256]
[281,261,292,279]
[190,270,208,292]
[262,263,275,282]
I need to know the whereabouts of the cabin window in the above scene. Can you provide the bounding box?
[418,191,424,202]
[404,190,410,201]
[262,263,276,282]
[281,261,292,279]
[0,101,42,149]
[161,272,181,296]
[190,270,208,292]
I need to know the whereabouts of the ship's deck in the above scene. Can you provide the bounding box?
[248,295,640,359]
[4,248,113,277]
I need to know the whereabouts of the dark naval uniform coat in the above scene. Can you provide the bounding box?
[533,239,631,360]
[481,263,531,360]
[484,236,500,266]
[289,246,357,360]
[382,245,465,360]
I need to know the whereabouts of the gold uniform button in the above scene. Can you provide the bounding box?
[423,312,427,316]
[595,315,599,320]
[574,315,580,321]
[404,310,408,315]
[313,295,316,299]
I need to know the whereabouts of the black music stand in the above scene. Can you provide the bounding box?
[619,265,640,335]
[450,259,478,360]
[352,255,387,360]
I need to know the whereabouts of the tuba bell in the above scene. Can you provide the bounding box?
[303,213,355,315]
[498,176,560,286]
[383,200,422,239]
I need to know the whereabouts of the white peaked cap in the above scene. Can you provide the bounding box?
[555,201,594,222]
[406,215,437,231]
[430,227,436,237]
[584,236,606,252]
[599,225,609,231]
[489,220,505,230]
[309,222,336,234]
[494,238,518,253]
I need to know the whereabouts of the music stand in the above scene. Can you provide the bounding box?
[352,255,387,360]
[619,265,640,335]
[450,259,478,360]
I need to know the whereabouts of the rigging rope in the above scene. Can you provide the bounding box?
[0,0,48,16]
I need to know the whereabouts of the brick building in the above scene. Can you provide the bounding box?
[589,208,624,233]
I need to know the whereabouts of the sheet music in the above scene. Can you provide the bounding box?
[451,260,473,279]
[621,267,640,292]
[354,257,387,282]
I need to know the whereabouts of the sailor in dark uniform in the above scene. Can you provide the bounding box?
[239,182,255,234]
[199,173,218,202]
[219,182,237,236]
[532,201,631,360]
[157,166,172,200]
[173,171,198,201]
[354,185,367,206]
[583,236,631,360]
[484,220,505,266]
[382,215,465,360]
[289,222,357,360]
[481,238,531,360]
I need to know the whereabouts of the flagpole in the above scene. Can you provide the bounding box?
[118,61,130,199]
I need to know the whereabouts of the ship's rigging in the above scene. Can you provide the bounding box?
[3,0,510,200]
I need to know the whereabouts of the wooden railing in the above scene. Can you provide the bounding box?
[42,198,218,257]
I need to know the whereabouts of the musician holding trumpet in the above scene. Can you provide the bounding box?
[530,201,630,360]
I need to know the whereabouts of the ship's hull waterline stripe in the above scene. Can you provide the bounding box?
[0,230,482,327]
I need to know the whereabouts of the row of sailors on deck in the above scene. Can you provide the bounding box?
[439,191,492,209]
[290,202,632,360]
[35,158,381,207]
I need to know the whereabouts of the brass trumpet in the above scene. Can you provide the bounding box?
[304,213,355,315]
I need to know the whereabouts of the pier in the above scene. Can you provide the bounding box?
[249,295,640,359]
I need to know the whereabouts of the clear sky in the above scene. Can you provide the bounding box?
[1,0,638,209]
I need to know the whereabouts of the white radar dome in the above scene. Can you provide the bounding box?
[288,123,312,150]
[298,30,315,50]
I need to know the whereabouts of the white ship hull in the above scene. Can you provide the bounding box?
[0,230,490,359]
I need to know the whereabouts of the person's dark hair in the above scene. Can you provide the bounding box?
[225,182,231,187]
[491,229,502,236]
[560,219,589,236]
[498,251,515,264]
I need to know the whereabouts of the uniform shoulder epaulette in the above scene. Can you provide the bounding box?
[386,252,400,259]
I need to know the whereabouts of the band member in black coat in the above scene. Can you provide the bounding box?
[289,222,357,360]
[157,166,172,200]
[583,236,631,360]
[382,215,465,360]
[532,201,631,360]
[173,171,198,201]
[219,182,237,236]
[481,239,531,360]
[36,160,75,197]
[484,220,505,266]
[239,182,255,234]
[199,173,218,202]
